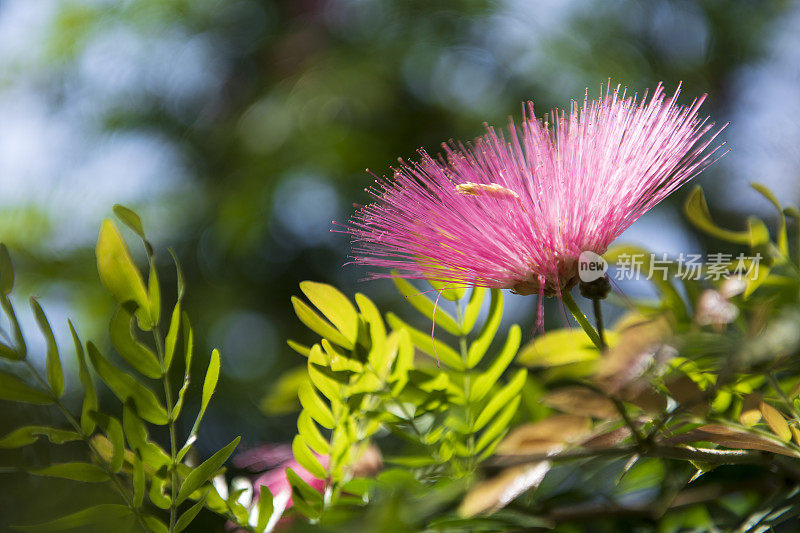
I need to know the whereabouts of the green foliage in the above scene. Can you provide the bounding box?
[0,208,254,533]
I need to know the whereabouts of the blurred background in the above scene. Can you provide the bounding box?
[1,0,799,529]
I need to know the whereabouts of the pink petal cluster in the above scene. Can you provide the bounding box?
[345,82,726,314]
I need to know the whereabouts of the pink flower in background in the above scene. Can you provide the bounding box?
[344,82,726,320]
[234,444,327,527]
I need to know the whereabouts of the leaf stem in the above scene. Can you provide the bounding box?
[153,326,179,533]
[562,291,602,350]
[591,298,607,350]
[23,360,149,532]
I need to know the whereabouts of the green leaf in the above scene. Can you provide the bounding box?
[144,516,168,533]
[256,486,274,533]
[291,296,354,350]
[307,344,341,401]
[29,462,109,482]
[462,287,486,334]
[149,472,172,509]
[0,243,13,295]
[473,368,527,431]
[112,204,146,242]
[475,396,522,453]
[109,305,162,379]
[133,453,145,507]
[168,248,185,301]
[0,294,26,357]
[392,276,461,336]
[173,312,193,420]
[300,281,359,345]
[163,303,181,372]
[86,342,168,425]
[96,219,152,328]
[684,186,750,244]
[292,434,327,479]
[0,373,52,404]
[122,402,171,468]
[385,313,464,369]
[188,348,220,438]
[356,293,386,344]
[427,277,466,302]
[287,339,311,357]
[89,412,124,473]
[11,504,133,531]
[298,381,335,429]
[148,259,161,327]
[471,325,521,402]
[466,289,503,367]
[286,467,322,518]
[297,410,330,455]
[176,436,241,505]
[69,321,97,434]
[175,495,207,532]
[0,426,80,448]
[0,342,21,360]
[752,183,788,256]
[517,328,605,367]
[30,298,63,398]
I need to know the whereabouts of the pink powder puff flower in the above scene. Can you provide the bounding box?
[343,82,727,322]
[233,444,328,528]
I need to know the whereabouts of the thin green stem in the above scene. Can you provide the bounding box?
[592,298,607,350]
[455,302,476,472]
[153,326,178,533]
[24,360,149,532]
[562,291,602,350]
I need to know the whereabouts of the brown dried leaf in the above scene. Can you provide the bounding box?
[664,375,708,416]
[496,415,592,455]
[542,387,618,420]
[580,425,633,449]
[661,424,799,457]
[459,462,551,517]
[760,401,791,442]
[739,393,762,427]
[594,315,671,393]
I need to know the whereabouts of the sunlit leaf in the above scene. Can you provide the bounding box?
[122,402,171,468]
[109,305,161,379]
[173,312,194,420]
[291,296,354,350]
[286,467,322,518]
[112,204,146,243]
[163,303,181,373]
[300,281,359,344]
[189,349,220,438]
[147,259,161,326]
[256,485,274,533]
[133,452,145,507]
[168,248,185,301]
[96,219,152,328]
[473,369,527,431]
[89,412,124,473]
[663,424,799,456]
[392,275,461,336]
[298,381,335,429]
[28,462,109,482]
[292,435,327,479]
[470,325,521,402]
[298,410,331,455]
[0,426,80,448]
[467,289,503,367]
[475,396,522,453]
[86,342,168,425]
[518,328,604,368]
[462,287,486,335]
[386,313,464,369]
[176,436,240,505]
[30,298,63,398]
